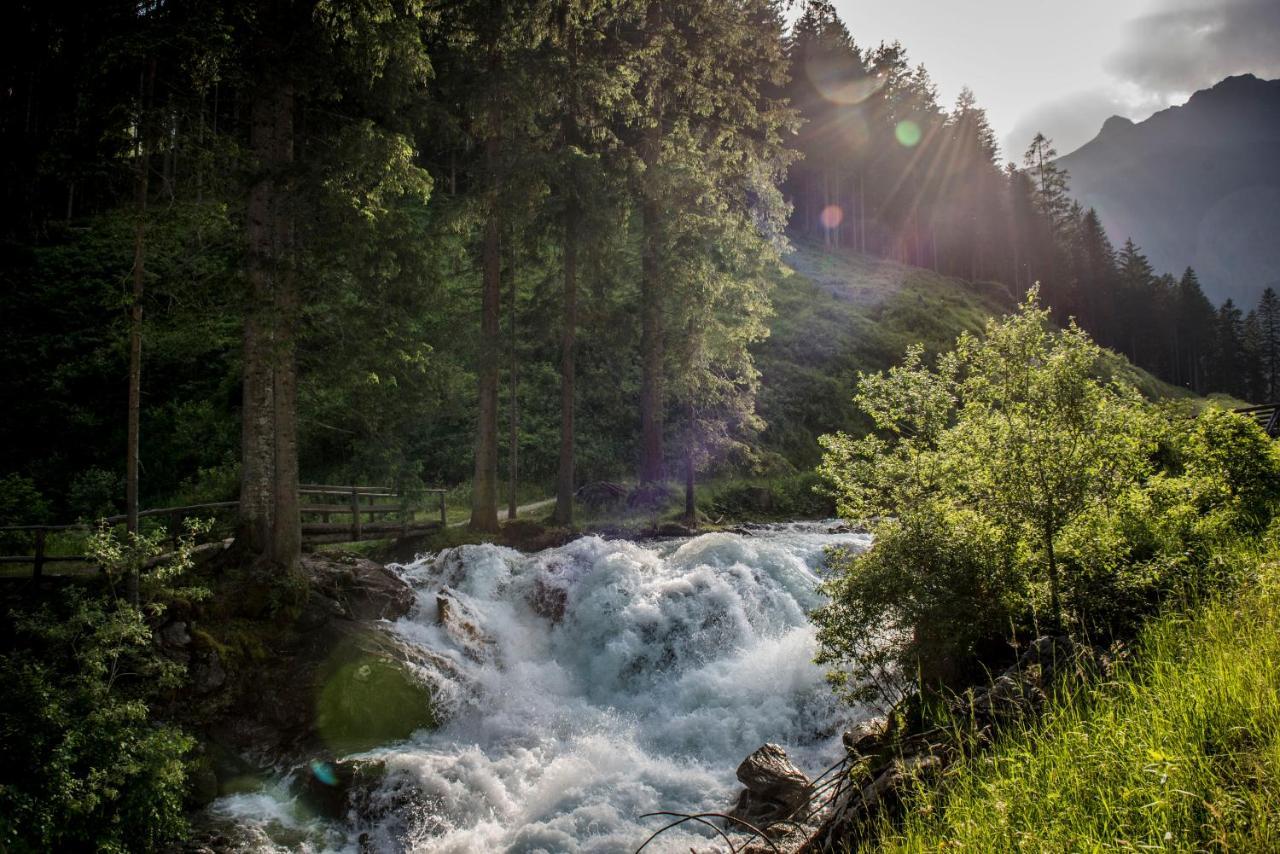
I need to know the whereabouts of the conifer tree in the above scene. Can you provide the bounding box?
[1257,287,1280,400]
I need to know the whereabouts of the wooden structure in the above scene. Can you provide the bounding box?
[297,484,447,544]
[1236,403,1280,438]
[0,485,445,577]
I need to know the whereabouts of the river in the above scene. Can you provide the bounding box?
[207,521,870,852]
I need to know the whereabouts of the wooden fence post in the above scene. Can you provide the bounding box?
[439,491,447,528]
[350,487,362,542]
[33,529,45,579]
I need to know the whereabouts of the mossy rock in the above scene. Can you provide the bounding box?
[315,649,438,754]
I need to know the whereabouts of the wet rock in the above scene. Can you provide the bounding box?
[654,522,696,538]
[529,575,568,623]
[436,588,497,662]
[296,757,386,820]
[731,743,812,826]
[842,715,888,756]
[302,554,415,622]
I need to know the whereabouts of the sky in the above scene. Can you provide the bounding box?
[824,0,1280,160]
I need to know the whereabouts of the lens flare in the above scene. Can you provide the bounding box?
[819,205,844,230]
[805,54,886,105]
[894,120,922,148]
[310,760,338,787]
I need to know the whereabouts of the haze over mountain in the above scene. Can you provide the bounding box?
[1058,74,1280,308]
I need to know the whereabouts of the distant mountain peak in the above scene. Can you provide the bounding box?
[1099,115,1135,135]
[1057,74,1280,309]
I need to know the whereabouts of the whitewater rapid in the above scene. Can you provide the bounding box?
[209,522,870,853]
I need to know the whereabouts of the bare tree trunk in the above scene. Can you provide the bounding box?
[470,47,502,532]
[269,81,299,572]
[239,75,285,557]
[126,60,154,607]
[638,1,666,485]
[639,180,665,484]
[507,233,519,522]
[554,198,578,525]
[683,403,696,527]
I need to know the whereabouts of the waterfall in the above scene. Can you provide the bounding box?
[208,522,870,853]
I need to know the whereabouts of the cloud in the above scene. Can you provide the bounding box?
[1107,0,1280,96]
[1006,0,1280,159]
[1002,89,1165,161]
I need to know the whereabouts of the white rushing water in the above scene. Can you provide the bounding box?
[209,522,870,853]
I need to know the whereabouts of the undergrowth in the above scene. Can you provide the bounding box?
[882,539,1280,852]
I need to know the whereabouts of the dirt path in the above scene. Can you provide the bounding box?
[450,497,555,527]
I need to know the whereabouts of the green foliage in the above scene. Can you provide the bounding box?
[0,524,209,851]
[882,543,1280,852]
[813,292,1277,698]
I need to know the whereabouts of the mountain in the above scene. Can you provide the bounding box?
[1057,75,1280,308]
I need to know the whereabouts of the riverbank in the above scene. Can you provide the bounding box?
[876,540,1280,851]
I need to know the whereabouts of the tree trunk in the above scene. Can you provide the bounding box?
[238,74,290,559]
[638,1,665,485]
[554,24,580,528]
[683,403,696,527]
[126,60,154,607]
[269,81,299,572]
[507,234,519,522]
[470,49,502,532]
[1045,524,1063,632]
[553,198,579,526]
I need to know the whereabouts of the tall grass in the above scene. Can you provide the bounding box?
[883,544,1280,852]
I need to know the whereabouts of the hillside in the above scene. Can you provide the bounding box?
[1057,75,1280,307]
[757,243,1193,467]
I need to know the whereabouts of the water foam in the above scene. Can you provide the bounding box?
[208,522,869,852]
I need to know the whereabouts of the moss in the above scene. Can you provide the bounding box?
[315,650,438,754]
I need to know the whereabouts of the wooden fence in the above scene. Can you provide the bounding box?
[0,485,445,577]
[1236,403,1280,438]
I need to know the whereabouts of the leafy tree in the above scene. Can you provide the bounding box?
[0,523,209,852]
[816,290,1158,696]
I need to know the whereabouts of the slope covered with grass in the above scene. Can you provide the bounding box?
[755,242,1191,467]
[882,542,1280,851]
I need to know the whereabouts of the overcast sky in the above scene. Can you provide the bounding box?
[824,0,1280,160]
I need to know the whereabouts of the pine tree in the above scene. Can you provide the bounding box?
[1174,268,1216,392]
[1257,286,1280,401]
[1211,299,1246,397]
[1023,133,1072,232]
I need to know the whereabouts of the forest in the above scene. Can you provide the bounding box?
[2,1,1280,851]
[4,0,1278,551]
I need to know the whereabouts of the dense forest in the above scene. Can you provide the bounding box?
[4,2,1280,852]
[2,0,1277,565]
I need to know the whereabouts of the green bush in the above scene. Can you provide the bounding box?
[813,293,1280,699]
[0,525,208,852]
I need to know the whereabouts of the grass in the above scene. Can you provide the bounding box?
[760,244,1015,466]
[881,543,1280,852]
[761,243,1194,468]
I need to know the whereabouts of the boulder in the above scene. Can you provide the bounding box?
[731,743,811,827]
[301,554,415,622]
[654,521,696,538]
[576,481,627,510]
[842,715,888,757]
[435,588,497,662]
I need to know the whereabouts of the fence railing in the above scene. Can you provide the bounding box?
[298,484,447,544]
[1235,403,1280,438]
[0,485,446,577]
